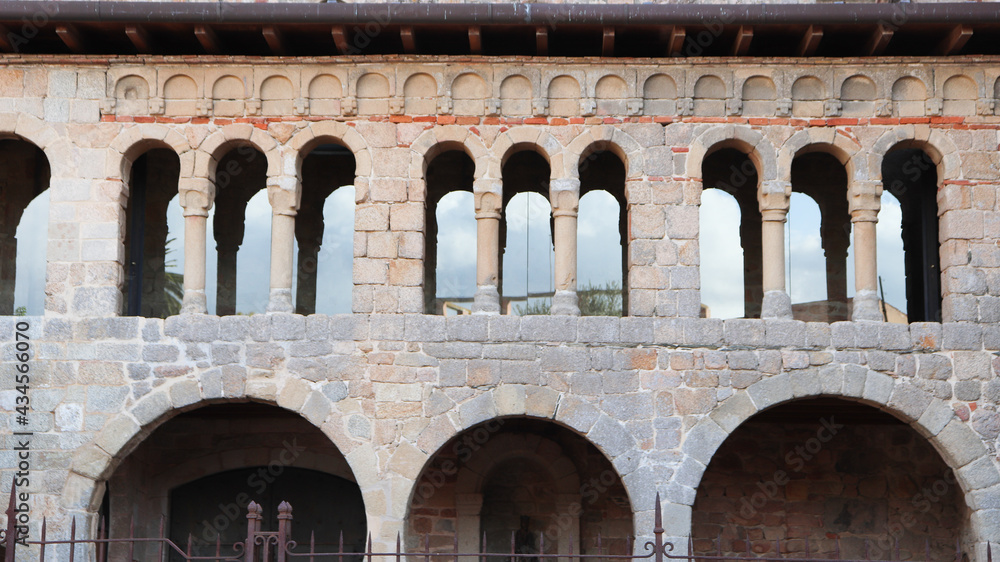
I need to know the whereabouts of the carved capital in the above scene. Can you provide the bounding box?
[246,98,261,115]
[178,177,216,217]
[341,96,357,116]
[776,98,792,117]
[532,98,549,116]
[100,98,116,115]
[925,98,943,116]
[978,98,995,116]
[485,98,501,116]
[677,97,694,116]
[196,99,211,117]
[437,96,453,115]
[474,191,501,219]
[294,98,309,115]
[875,99,892,117]
[626,98,643,116]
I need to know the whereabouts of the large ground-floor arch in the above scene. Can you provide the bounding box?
[103,401,366,560]
[406,417,635,560]
[692,397,971,560]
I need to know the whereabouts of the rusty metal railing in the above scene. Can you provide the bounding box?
[1,480,988,562]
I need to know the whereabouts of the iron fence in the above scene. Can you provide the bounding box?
[0,481,985,562]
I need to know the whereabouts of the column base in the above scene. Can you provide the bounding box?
[181,290,207,314]
[551,289,580,316]
[852,289,883,321]
[472,285,500,314]
[266,288,294,313]
[761,290,792,319]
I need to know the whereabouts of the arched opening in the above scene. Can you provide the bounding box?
[425,149,476,315]
[0,138,50,316]
[881,146,941,323]
[210,145,268,316]
[692,398,970,560]
[579,150,626,316]
[501,150,553,315]
[105,402,366,561]
[406,418,634,559]
[296,143,356,315]
[123,147,181,318]
[700,148,761,319]
[788,152,851,322]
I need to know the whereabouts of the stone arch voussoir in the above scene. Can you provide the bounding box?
[870,126,959,187]
[682,374,997,543]
[565,125,645,180]
[686,124,777,183]
[492,127,565,180]
[408,125,494,182]
[288,121,372,179]
[65,375,377,517]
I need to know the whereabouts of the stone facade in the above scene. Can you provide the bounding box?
[1,53,1000,561]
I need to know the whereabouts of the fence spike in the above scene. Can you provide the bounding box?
[745,533,751,558]
[313,530,318,562]
[864,538,870,561]
[397,532,402,562]
[716,530,722,558]
[128,512,137,562]
[368,532,373,562]
[4,481,16,562]
[481,531,487,562]
[775,537,780,557]
[425,532,431,562]
[97,514,107,562]
[39,518,47,562]
[688,533,693,559]
[156,513,163,562]
[653,493,663,562]
[989,542,993,562]
[216,534,222,562]
[805,536,810,559]
[511,529,516,557]
[956,537,962,562]
[337,530,342,562]
[835,537,840,560]
[69,516,76,562]
[925,537,930,562]
[187,532,193,556]
[894,536,899,561]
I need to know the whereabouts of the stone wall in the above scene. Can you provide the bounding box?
[1,56,1000,562]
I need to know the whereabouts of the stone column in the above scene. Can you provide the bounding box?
[550,179,580,316]
[456,493,484,561]
[759,180,792,318]
[267,178,300,313]
[178,178,215,314]
[473,182,501,314]
[851,180,882,321]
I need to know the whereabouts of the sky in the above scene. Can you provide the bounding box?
[699,188,906,319]
[12,182,906,320]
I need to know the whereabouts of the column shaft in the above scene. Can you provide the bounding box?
[267,212,296,313]
[473,189,501,314]
[181,214,207,313]
[760,208,792,318]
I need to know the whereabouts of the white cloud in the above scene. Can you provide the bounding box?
[699,189,745,318]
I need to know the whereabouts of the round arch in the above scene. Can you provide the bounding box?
[678,375,998,547]
[64,375,379,517]
[871,126,960,188]
[408,125,493,182]
[107,123,193,185]
[778,128,864,186]
[564,125,644,180]
[287,121,372,180]
[196,124,282,180]
[492,127,565,181]
[686,125,777,184]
